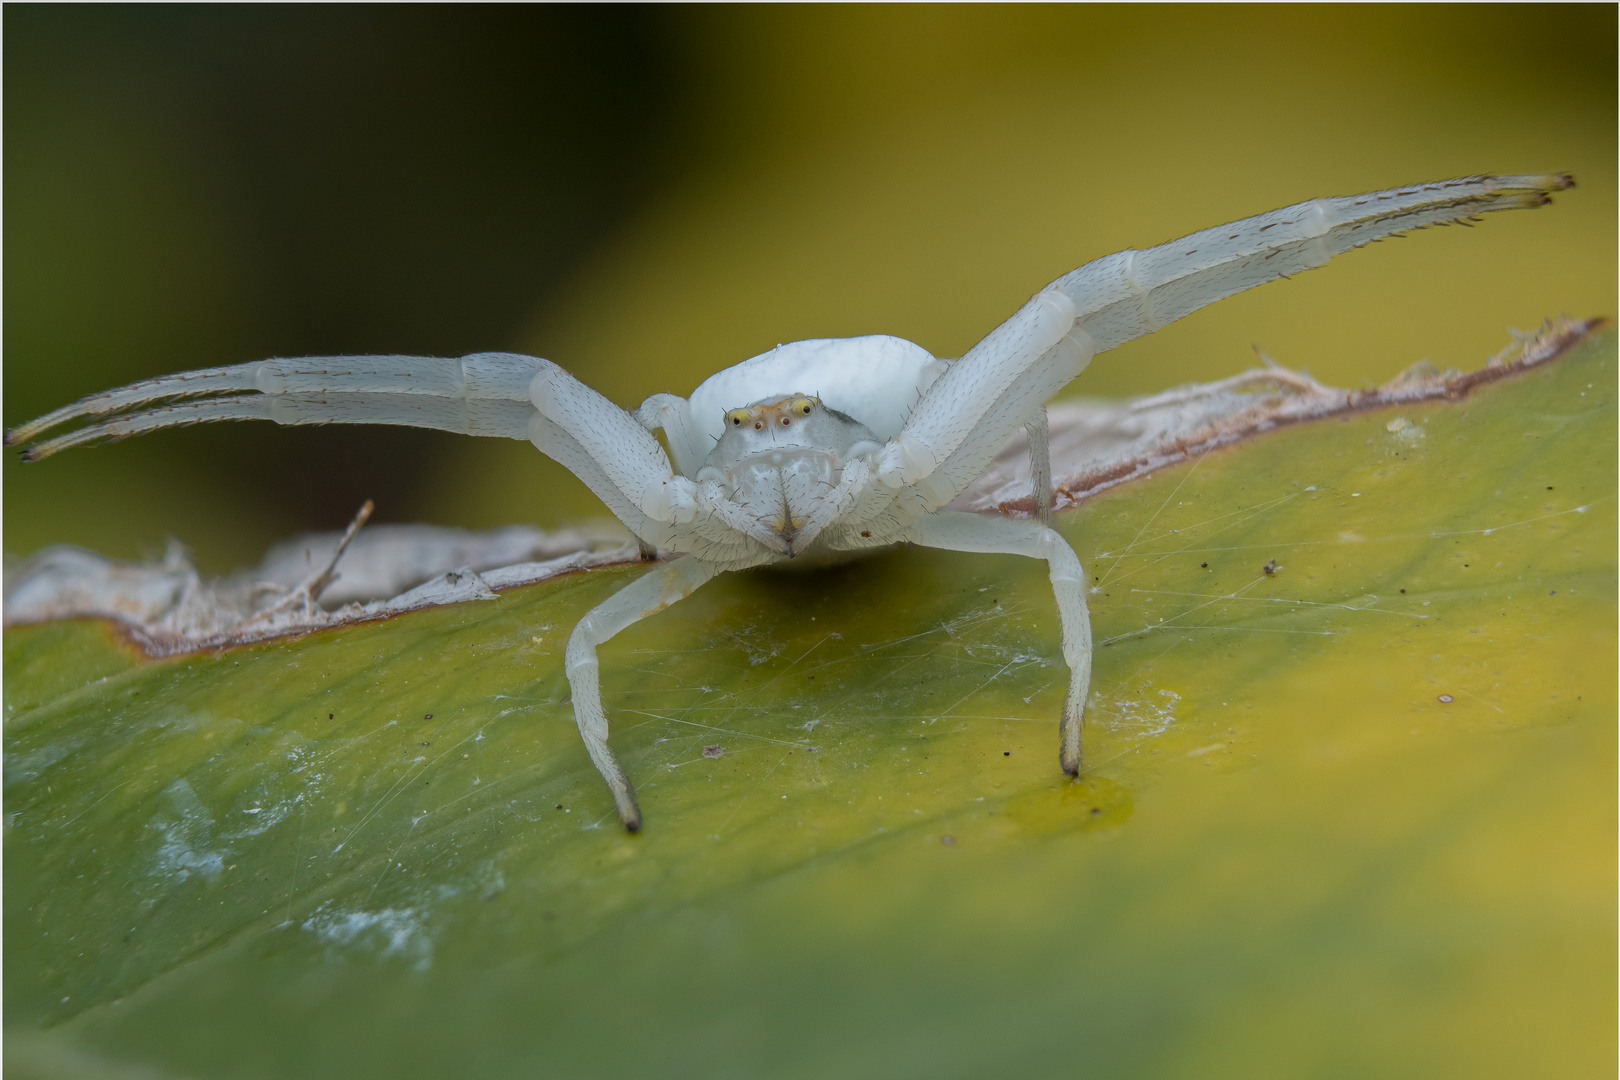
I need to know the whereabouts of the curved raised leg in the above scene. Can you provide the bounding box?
[564,556,723,830]
[907,512,1091,775]
[6,352,544,452]
[15,393,540,459]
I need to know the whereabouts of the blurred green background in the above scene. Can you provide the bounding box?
[5,5,1615,572]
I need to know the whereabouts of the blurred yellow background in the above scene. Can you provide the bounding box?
[5,6,1614,572]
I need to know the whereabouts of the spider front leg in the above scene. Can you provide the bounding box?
[907,512,1091,775]
[564,555,723,830]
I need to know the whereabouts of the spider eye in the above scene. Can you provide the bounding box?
[791,397,815,416]
[780,417,791,426]
[726,409,748,427]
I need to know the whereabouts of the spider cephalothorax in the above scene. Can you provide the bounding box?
[701,395,882,555]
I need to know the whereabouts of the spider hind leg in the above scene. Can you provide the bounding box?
[563,556,723,830]
[907,511,1091,776]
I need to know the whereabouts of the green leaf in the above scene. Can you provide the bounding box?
[6,331,1614,1079]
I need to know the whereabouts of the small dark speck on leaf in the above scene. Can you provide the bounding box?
[1549,590,1556,596]
[1400,589,1406,594]
[421,742,430,747]
[328,713,333,720]
[554,804,563,810]
[1438,694,1454,704]
[1547,486,1553,490]
[1090,807,1102,815]
[1003,751,1011,756]
[941,835,955,846]
[425,713,433,720]
[703,745,724,759]
[1201,562,1208,568]
[1462,564,1469,568]
[1262,558,1278,575]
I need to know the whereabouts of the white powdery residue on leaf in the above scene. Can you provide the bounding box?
[1099,688,1181,742]
[150,778,226,884]
[303,904,434,971]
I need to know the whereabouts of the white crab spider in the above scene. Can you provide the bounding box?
[9,173,1570,831]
